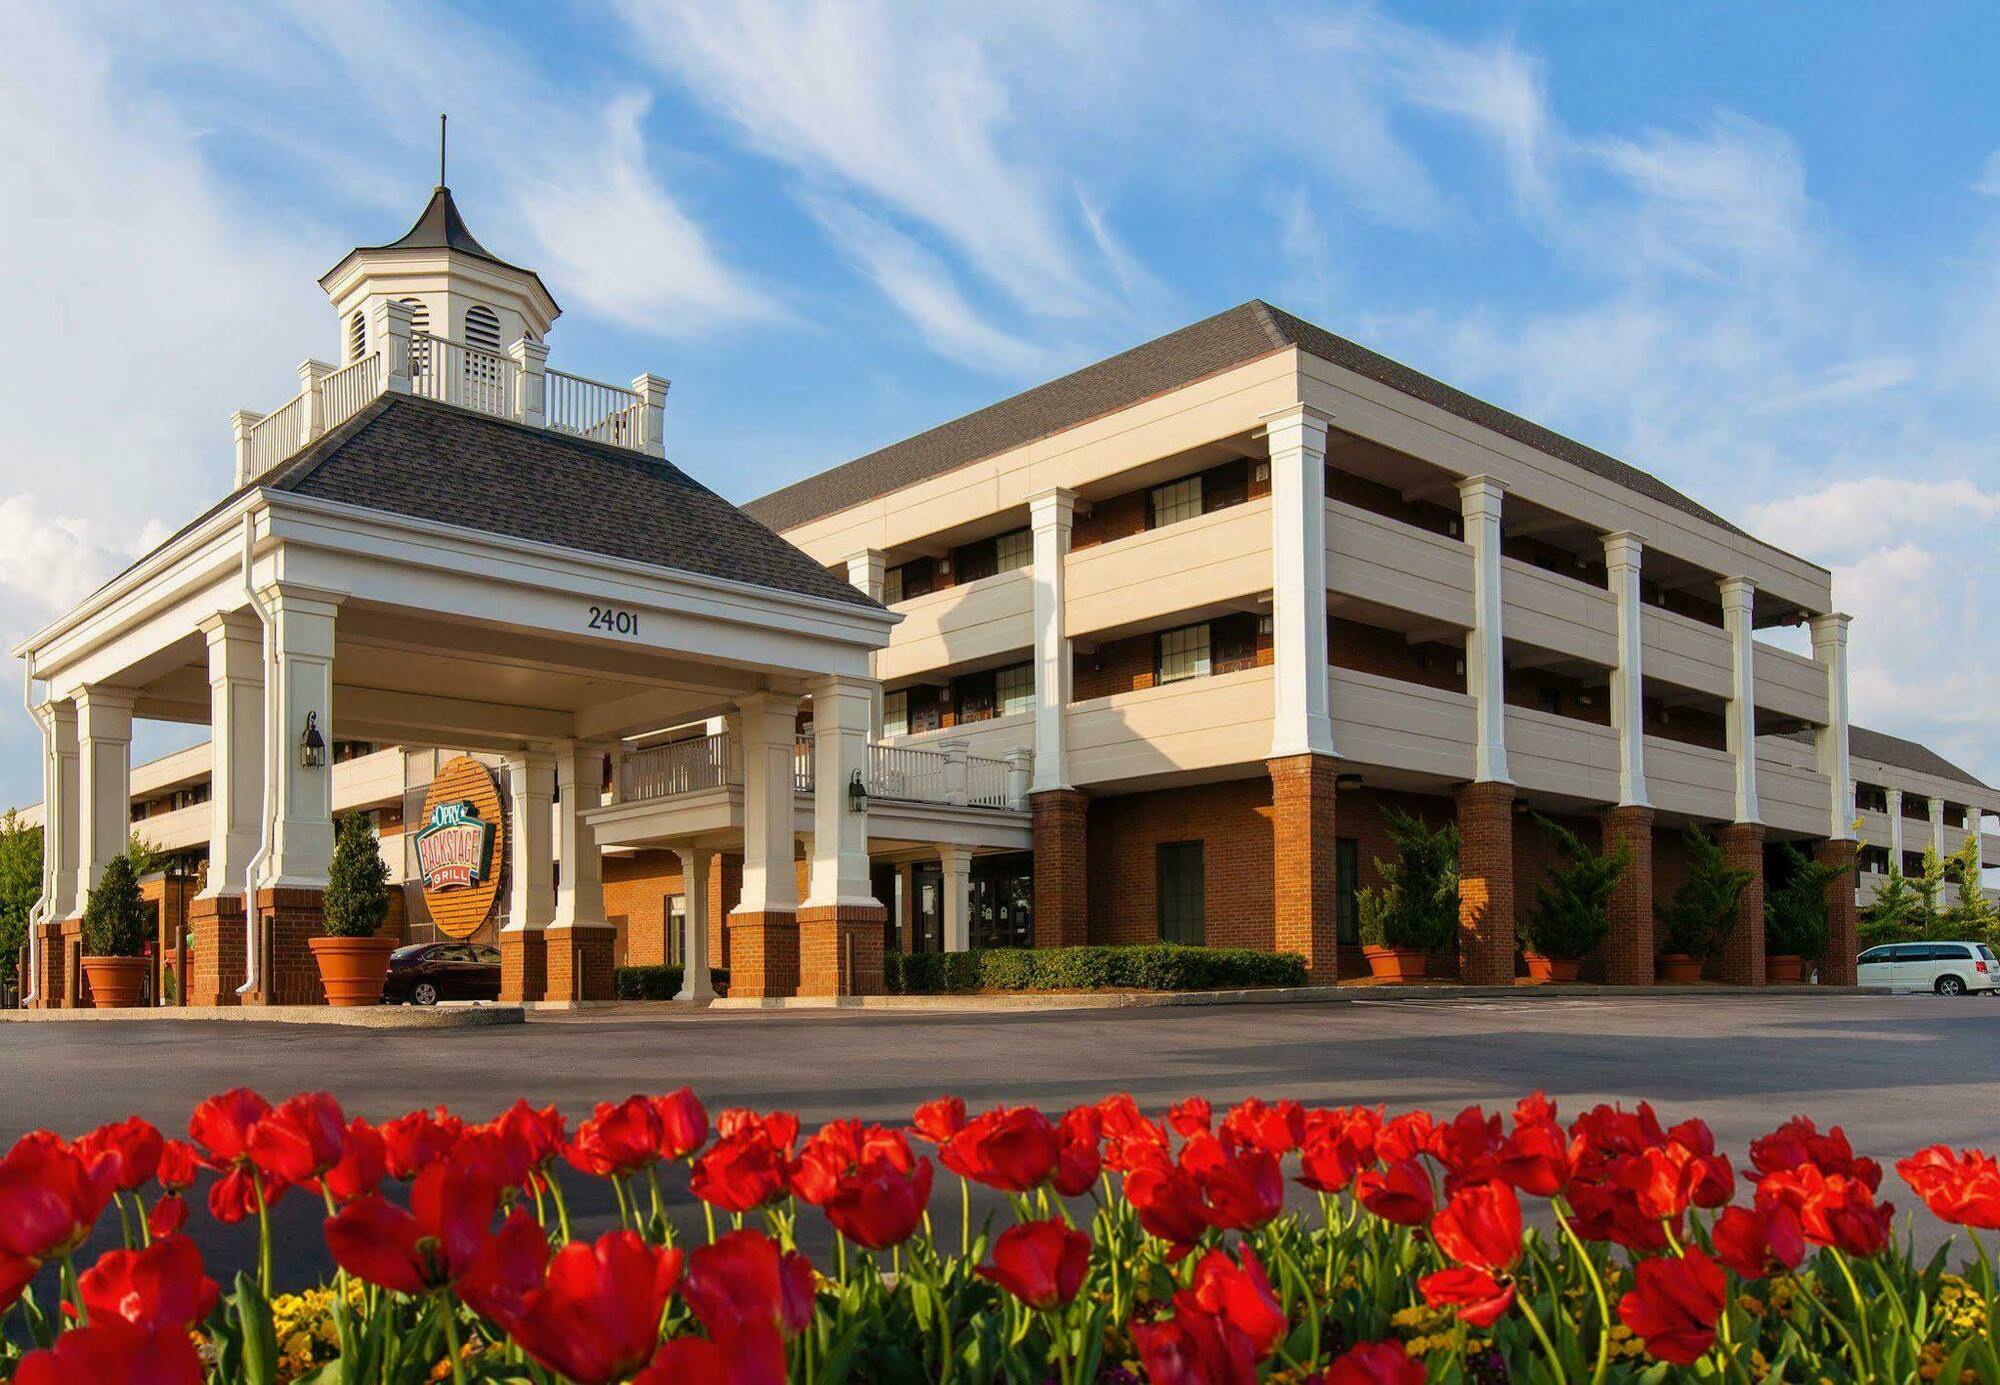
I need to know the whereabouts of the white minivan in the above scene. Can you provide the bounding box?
[1856,941,1999,995]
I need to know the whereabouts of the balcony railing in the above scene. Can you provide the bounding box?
[618,732,1027,810]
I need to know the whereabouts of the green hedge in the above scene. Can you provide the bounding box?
[886,944,1307,995]
[613,966,731,1000]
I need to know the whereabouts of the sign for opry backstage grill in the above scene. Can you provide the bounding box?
[415,756,508,938]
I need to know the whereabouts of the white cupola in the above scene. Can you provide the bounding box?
[318,184,560,366]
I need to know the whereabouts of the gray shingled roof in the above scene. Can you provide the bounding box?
[1849,726,1992,793]
[744,299,1744,537]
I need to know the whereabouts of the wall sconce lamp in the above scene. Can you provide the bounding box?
[1335,772,1364,791]
[299,710,326,769]
[847,769,868,813]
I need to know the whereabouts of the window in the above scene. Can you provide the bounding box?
[969,853,1034,949]
[996,663,1034,718]
[1156,623,1211,684]
[883,689,909,738]
[907,685,945,735]
[1858,947,1890,965]
[887,558,935,602]
[1149,476,1203,528]
[666,896,687,968]
[883,567,905,605]
[1156,842,1205,944]
[953,670,997,723]
[465,304,502,352]
[1336,838,1359,945]
[995,529,1033,574]
[347,310,367,363]
[1211,613,1263,675]
[954,537,997,584]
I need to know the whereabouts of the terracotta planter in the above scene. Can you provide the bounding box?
[1767,954,1805,984]
[309,936,396,1007]
[1659,953,1704,984]
[82,956,147,1009]
[1523,952,1581,983]
[1362,945,1427,982]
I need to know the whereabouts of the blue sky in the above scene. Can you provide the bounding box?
[2,0,1997,809]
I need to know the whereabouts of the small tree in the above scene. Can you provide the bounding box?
[0,809,41,989]
[1859,866,1923,947]
[1765,841,1845,959]
[1358,808,1460,952]
[1937,837,1998,945]
[322,814,390,938]
[1656,825,1752,959]
[81,853,148,958]
[1522,815,1628,960]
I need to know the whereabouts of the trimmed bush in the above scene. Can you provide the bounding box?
[614,965,731,1000]
[885,944,1307,995]
[322,814,390,938]
[81,853,148,958]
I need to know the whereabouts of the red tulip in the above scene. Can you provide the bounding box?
[0,1131,116,1262]
[1096,1093,1170,1172]
[323,1148,497,1293]
[1566,1101,1668,1184]
[636,1323,787,1385]
[716,1109,800,1154]
[1748,1116,1882,1191]
[1052,1107,1103,1198]
[1617,1249,1726,1365]
[381,1106,463,1180]
[653,1087,708,1159]
[1375,1110,1437,1166]
[1126,1158,1209,1251]
[10,1316,203,1385]
[457,1209,552,1327]
[1181,1134,1283,1231]
[504,1230,684,1385]
[74,1117,163,1193]
[1711,1204,1805,1280]
[1131,1305,1260,1385]
[1420,1265,1516,1326]
[941,1106,1060,1193]
[689,1130,794,1213]
[1898,1145,2000,1230]
[248,1092,347,1185]
[1297,1107,1380,1194]
[188,1089,270,1167]
[1218,1098,1304,1156]
[1322,1340,1426,1385]
[321,1119,388,1205]
[1567,1175,1675,1253]
[1515,1091,1559,1126]
[1184,1245,1286,1354]
[911,1096,967,1145]
[564,1096,663,1179]
[471,1101,567,1193]
[0,1255,33,1315]
[155,1141,200,1193]
[1167,1097,1212,1137]
[682,1228,816,1338]
[823,1156,933,1251]
[146,1195,187,1239]
[1355,1159,1435,1227]
[1495,1119,1570,1196]
[976,1219,1090,1311]
[76,1235,219,1332]
[1430,1180,1522,1274]
[791,1120,917,1205]
[1432,1106,1506,1191]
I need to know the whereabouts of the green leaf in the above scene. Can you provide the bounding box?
[232,1271,279,1385]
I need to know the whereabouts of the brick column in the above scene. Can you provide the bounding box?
[1268,754,1339,979]
[1600,806,1656,985]
[1031,788,1088,948]
[798,674,886,996]
[1815,838,1858,985]
[60,920,85,1008]
[1456,782,1516,985]
[1717,823,1766,986]
[546,927,614,1003]
[799,905,885,996]
[727,916,799,998]
[36,921,67,1008]
[710,854,741,968]
[187,894,247,1006]
[256,887,327,1005]
[499,931,547,1006]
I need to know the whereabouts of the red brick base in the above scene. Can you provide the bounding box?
[60,918,85,1009]
[1456,782,1516,985]
[256,888,326,1005]
[1032,789,1089,948]
[499,928,548,1003]
[34,920,68,1009]
[726,911,799,998]
[798,904,887,997]
[1716,823,1766,986]
[1816,838,1859,986]
[1601,806,1655,985]
[1268,754,1339,979]
[544,925,615,1003]
[187,895,247,1007]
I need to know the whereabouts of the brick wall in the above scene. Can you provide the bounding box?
[256,887,326,1006]
[1324,463,1459,537]
[1032,790,1089,948]
[1070,490,1148,551]
[799,904,887,996]
[604,849,687,968]
[1269,755,1338,977]
[1328,617,1465,693]
[1085,777,1274,950]
[1817,839,1859,985]
[1073,632,1159,702]
[1456,782,1516,985]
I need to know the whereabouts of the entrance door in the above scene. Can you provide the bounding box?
[911,864,944,953]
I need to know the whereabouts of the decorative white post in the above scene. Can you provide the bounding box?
[1719,576,1760,824]
[512,338,550,430]
[231,411,266,488]
[1810,613,1854,840]
[298,359,333,444]
[673,847,714,1001]
[1004,748,1033,810]
[550,743,607,929]
[941,740,970,806]
[504,751,555,933]
[198,612,264,900]
[1265,406,1335,759]
[74,686,135,902]
[1930,796,1947,858]
[632,374,670,458]
[1028,490,1076,792]
[1888,789,1905,868]
[802,676,876,912]
[1459,476,1510,784]
[938,844,972,952]
[266,586,341,888]
[370,299,414,395]
[733,692,803,920]
[846,550,887,736]
[1603,531,1648,806]
[45,700,79,922]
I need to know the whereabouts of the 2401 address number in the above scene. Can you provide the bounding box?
[587,605,640,636]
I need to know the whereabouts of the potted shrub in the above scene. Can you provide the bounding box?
[80,851,149,1008]
[1655,826,1752,982]
[312,814,395,1007]
[1358,808,1459,981]
[1521,815,1627,981]
[1765,842,1845,982]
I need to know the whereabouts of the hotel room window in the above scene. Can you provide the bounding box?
[882,689,909,738]
[994,528,1033,574]
[1210,613,1263,675]
[1149,476,1203,528]
[1156,841,1205,945]
[666,896,687,967]
[954,670,998,723]
[996,663,1034,718]
[954,536,998,584]
[882,565,904,605]
[1156,622,1211,684]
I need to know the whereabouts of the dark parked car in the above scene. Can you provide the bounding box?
[383,942,502,1005]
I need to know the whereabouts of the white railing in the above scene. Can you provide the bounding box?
[244,392,307,481]
[321,352,383,433]
[621,733,732,801]
[966,754,1013,808]
[547,369,642,447]
[413,334,515,417]
[869,743,951,804]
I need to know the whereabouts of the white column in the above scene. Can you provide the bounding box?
[673,846,714,1000]
[45,700,79,921]
[1266,407,1335,759]
[74,686,135,903]
[733,692,802,917]
[370,298,413,395]
[632,374,670,458]
[1971,808,1986,881]
[845,550,887,737]
[803,675,875,911]
[1458,476,1510,783]
[265,586,341,888]
[504,751,556,932]
[1930,796,1947,858]
[1603,531,1647,806]
[511,338,550,429]
[198,613,265,898]
[1028,490,1076,791]
[1810,612,1853,840]
[1888,789,1905,868]
[939,843,972,952]
[1719,576,1760,824]
[551,743,607,928]
[231,411,266,488]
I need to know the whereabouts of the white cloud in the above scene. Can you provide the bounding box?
[1975,149,2000,196]
[1744,479,2000,559]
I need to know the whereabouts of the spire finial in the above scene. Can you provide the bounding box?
[438,113,447,188]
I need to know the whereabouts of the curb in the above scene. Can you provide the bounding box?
[0,1004,527,1029]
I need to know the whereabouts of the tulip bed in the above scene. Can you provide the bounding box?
[1,1088,1997,1384]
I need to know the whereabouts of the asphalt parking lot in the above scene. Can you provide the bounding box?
[5,991,1993,1280]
